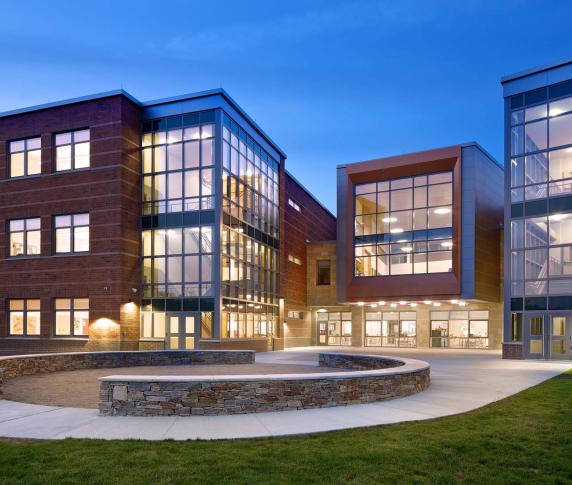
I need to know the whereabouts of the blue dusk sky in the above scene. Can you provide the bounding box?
[1,0,571,213]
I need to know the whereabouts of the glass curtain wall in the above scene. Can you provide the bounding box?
[220,113,280,340]
[354,172,453,277]
[430,310,489,348]
[510,94,572,309]
[140,112,216,344]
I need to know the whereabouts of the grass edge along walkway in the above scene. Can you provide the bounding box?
[0,369,571,484]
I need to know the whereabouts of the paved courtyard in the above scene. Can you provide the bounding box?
[3,362,344,408]
[0,346,570,440]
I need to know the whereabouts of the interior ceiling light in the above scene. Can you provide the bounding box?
[549,213,567,221]
[423,300,432,304]
[378,301,386,305]
[434,207,451,215]
[401,246,413,252]
[390,228,404,234]
[441,241,453,248]
[399,300,406,305]
[433,302,441,307]
[382,217,398,223]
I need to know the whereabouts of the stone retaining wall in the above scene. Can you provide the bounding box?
[99,354,430,416]
[0,350,254,398]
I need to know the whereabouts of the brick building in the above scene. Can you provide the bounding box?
[0,89,335,354]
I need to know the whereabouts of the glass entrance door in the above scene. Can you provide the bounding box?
[166,313,197,350]
[430,320,449,348]
[524,314,545,359]
[550,314,571,360]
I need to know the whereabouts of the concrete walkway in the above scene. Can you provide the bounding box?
[0,347,570,440]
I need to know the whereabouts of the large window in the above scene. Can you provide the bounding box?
[364,311,417,347]
[510,96,572,201]
[9,137,41,178]
[142,226,213,298]
[430,310,489,348]
[9,218,41,257]
[317,311,352,345]
[510,213,572,297]
[354,172,453,276]
[54,298,89,336]
[142,121,214,215]
[8,299,40,336]
[55,213,89,253]
[55,129,90,171]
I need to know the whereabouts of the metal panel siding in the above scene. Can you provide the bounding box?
[502,62,572,97]
[336,166,348,303]
[460,146,476,299]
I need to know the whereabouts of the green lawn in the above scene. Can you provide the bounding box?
[1,371,571,484]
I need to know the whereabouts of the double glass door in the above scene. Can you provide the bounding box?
[524,313,571,359]
[166,313,198,350]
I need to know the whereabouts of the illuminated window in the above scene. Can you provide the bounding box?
[9,218,41,257]
[288,254,302,265]
[55,213,89,253]
[354,172,453,276]
[8,299,40,336]
[288,198,301,212]
[9,137,41,178]
[54,298,89,336]
[55,129,90,171]
[287,310,304,319]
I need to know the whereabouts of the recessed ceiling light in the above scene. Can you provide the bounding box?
[390,303,397,308]
[401,246,413,252]
[390,228,404,234]
[434,207,451,215]
[549,213,568,221]
[382,217,397,223]
[441,241,453,248]
[433,302,441,307]
[410,303,418,307]
[378,300,385,305]
[399,300,406,305]
[423,300,432,304]
[357,302,364,306]
[450,299,459,304]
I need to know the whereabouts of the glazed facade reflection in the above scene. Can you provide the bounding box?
[221,114,280,338]
[354,172,453,277]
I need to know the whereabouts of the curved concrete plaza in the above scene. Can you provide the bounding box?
[0,347,570,440]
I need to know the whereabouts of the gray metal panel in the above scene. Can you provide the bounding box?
[460,146,476,300]
[501,57,572,83]
[336,166,348,303]
[502,61,572,97]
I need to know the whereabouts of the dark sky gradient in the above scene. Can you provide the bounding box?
[1,0,571,213]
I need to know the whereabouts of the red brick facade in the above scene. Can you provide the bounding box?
[0,95,141,354]
[281,173,336,347]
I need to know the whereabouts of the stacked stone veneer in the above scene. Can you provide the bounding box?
[99,353,430,416]
[0,350,254,398]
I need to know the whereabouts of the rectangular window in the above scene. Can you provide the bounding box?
[55,213,89,253]
[288,254,302,265]
[287,310,304,319]
[9,137,41,178]
[354,172,453,276]
[9,218,41,257]
[55,129,90,171]
[54,298,89,336]
[8,299,41,336]
[316,260,331,285]
[288,198,301,212]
